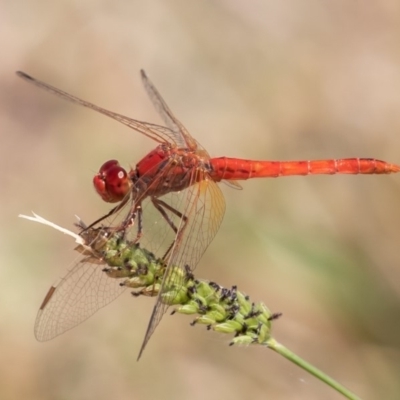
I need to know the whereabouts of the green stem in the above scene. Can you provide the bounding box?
[267,338,361,400]
[20,213,363,400]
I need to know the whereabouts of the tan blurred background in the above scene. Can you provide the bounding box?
[2,1,400,399]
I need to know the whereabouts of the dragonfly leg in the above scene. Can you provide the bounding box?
[151,197,189,260]
[151,198,178,234]
[130,204,145,243]
[114,202,143,243]
[148,197,191,302]
[154,198,187,221]
[82,195,130,231]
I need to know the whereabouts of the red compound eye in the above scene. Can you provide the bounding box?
[93,160,131,203]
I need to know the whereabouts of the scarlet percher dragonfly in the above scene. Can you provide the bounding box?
[17,70,400,359]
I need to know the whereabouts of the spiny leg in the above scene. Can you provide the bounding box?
[82,195,130,232]
[121,203,143,242]
[154,198,187,221]
[151,197,189,260]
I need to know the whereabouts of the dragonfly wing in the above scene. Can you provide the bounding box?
[137,176,226,359]
[34,257,126,341]
[223,179,243,190]
[140,70,198,150]
[16,71,180,145]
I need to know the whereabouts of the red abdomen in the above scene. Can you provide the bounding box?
[210,157,400,180]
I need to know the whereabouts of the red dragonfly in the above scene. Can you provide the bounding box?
[17,70,400,359]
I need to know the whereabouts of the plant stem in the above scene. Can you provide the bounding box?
[21,213,363,400]
[267,338,361,400]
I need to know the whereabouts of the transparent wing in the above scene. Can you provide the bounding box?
[137,175,226,359]
[90,152,226,358]
[34,255,127,341]
[16,71,180,145]
[140,70,198,150]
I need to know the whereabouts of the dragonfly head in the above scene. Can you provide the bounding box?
[93,160,132,203]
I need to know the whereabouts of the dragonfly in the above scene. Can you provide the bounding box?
[17,70,400,359]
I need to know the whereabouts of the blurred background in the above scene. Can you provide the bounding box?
[2,1,400,399]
